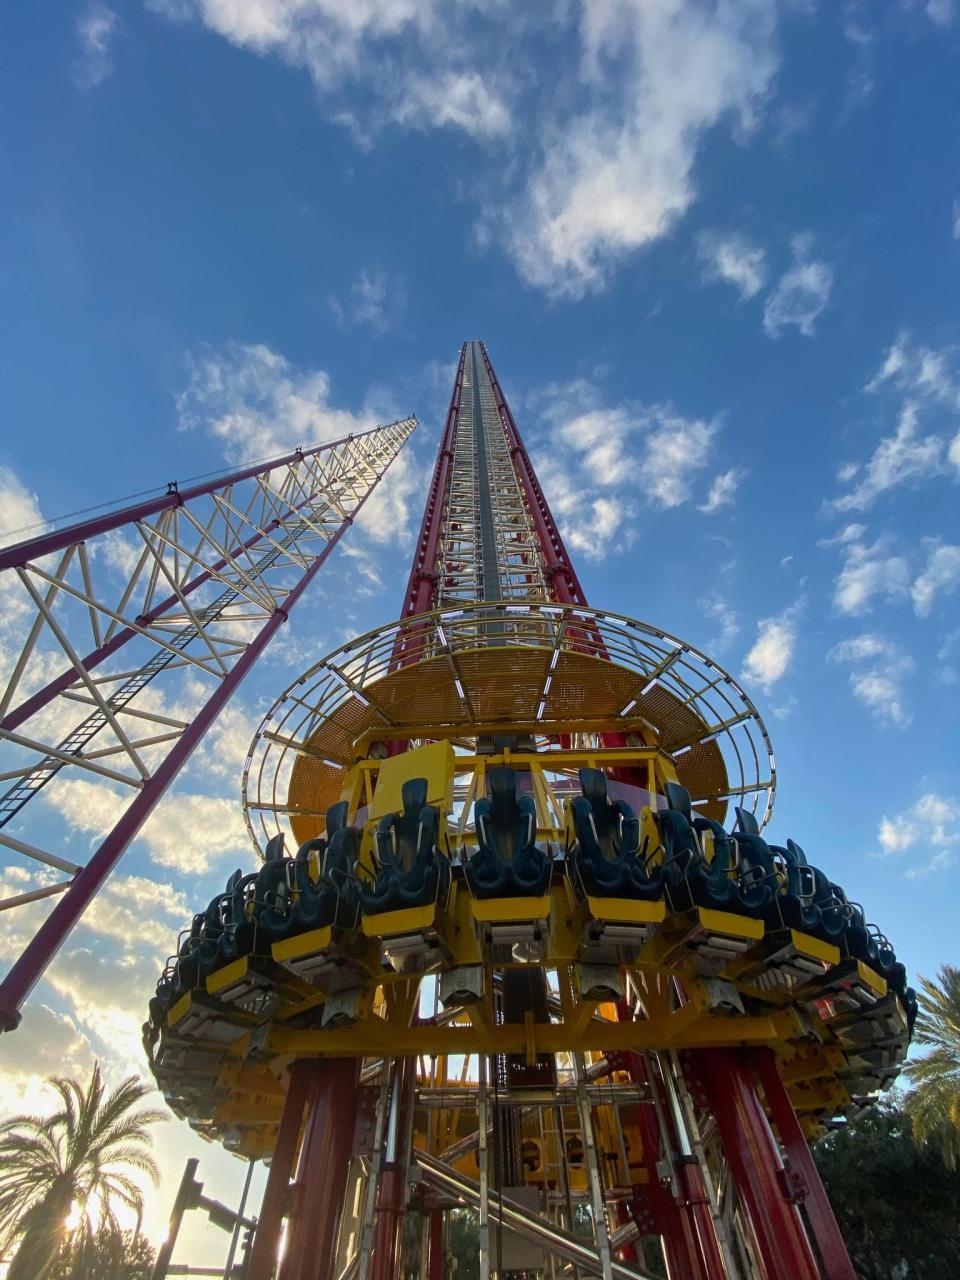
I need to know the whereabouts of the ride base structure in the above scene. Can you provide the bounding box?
[139,342,913,1280]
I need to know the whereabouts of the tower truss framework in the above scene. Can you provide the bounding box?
[0,416,416,1029]
[140,344,912,1280]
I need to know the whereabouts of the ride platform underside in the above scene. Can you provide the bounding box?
[143,343,914,1280]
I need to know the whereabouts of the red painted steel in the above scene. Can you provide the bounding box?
[477,341,588,607]
[279,1059,360,1280]
[428,1210,444,1280]
[246,1062,312,1280]
[0,432,375,573]
[748,1049,857,1280]
[698,1049,821,1280]
[400,346,465,618]
[1,455,366,736]
[0,466,394,1029]
[369,1167,405,1280]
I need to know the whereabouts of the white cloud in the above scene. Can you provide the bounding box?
[151,0,512,143]
[912,541,960,616]
[704,594,739,652]
[0,1003,97,1116]
[329,268,402,332]
[698,466,745,513]
[923,0,956,28]
[832,534,910,614]
[832,403,946,511]
[741,605,800,693]
[697,231,767,300]
[75,2,120,90]
[876,791,960,877]
[390,71,511,140]
[644,410,717,508]
[762,234,833,337]
[154,4,788,298]
[953,198,960,240]
[830,632,913,727]
[178,341,376,464]
[865,331,960,403]
[45,778,249,875]
[505,2,779,297]
[530,380,722,547]
[0,465,44,549]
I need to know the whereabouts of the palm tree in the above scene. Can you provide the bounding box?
[903,963,960,1169]
[0,1063,164,1280]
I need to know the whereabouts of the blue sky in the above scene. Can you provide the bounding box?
[1,0,960,1260]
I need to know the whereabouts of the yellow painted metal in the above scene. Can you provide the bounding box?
[361,903,437,938]
[167,991,191,1029]
[697,907,765,941]
[470,895,551,924]
[857,959,888,998]
[583,896,665,925]
[271,926,333,964]
[206,957,249,997]
[368,739,456,820]
[789,929,841,967]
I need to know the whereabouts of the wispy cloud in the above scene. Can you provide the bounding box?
[831,532,910,614]
[830,631,914,727]
[830,332,960,510]
[912,541,960,616]
[877,790,960,877]
[698,466,745,514]
[75,2,120,90]
[704,594,739,652]
[328,268,403,333]
[527,377,729,557]
[506,4,779,297]
[178,340,375,462]
[697,231,767,300]
[762,234,833,337]
[741,602,802,693]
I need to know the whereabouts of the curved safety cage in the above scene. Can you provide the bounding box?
[241,600,776,858]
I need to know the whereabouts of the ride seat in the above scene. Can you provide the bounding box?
[465,767,551,899]
[571,767,661,900]
[360,778,449,915]
[659,785,769,917]
[258,801,360,940]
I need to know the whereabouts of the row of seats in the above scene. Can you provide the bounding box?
[650,778,912,1013]
[153,766,912,1029]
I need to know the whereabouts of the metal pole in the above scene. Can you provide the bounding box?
[748,1048,857,1280]
[656,1053,726,1280]
[279,1059,361,1280]
[0,431,408,1030]
[152,1159,200,1280]
[370,1061,407,1280]
[223,1159,257,1280]
[696,1050,820,1280]
[246,1063,311,1280]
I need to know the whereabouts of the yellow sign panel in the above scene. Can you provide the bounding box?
[368,738,455,821]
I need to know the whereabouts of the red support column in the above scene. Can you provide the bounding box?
[428,1209,444,1280]
[748,1049,857,1280]
[369,1167,406,1280]
[247,1062,311,1280]
[279,1059,360,1280]
[696,1049,821,1280]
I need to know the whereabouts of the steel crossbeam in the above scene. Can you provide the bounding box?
[0,417,416,1029]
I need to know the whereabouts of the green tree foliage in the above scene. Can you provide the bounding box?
[902,964,960,1168]
[0,1064,164,1280]
[814,1099,960,1279]
[48,1229,155,1279]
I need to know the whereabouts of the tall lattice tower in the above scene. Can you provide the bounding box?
[141,343,910,1280]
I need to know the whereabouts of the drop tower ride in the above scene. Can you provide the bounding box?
[144,343,913,1280]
